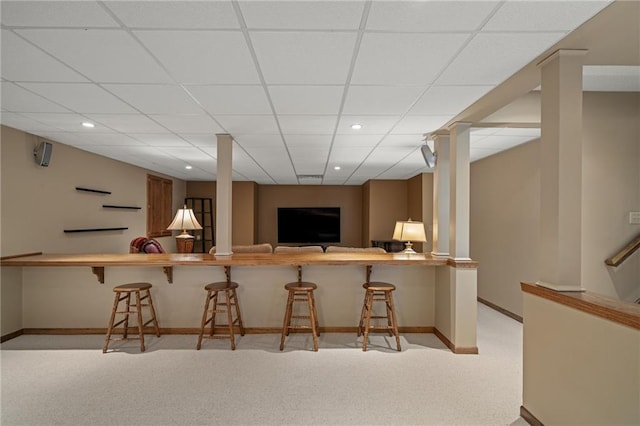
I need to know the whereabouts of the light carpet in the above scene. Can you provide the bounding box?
[1,303,526,425]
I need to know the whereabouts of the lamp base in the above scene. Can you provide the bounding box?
[175,234,195,253]
[401,241,417,254]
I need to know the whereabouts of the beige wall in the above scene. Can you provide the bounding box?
[257,185,363,248]
[407,173,434,253]
[0,125,186,335]
[522,292,639,424]
[366,180,408,244]
[582,92,640,299]
[470,140,541,316]
[471,92,640,316]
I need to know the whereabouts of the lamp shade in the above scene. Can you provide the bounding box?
[392,219,426,254]
[167,206,202,232]
[392,219,426,242]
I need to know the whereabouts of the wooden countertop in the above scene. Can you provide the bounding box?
[521,282,640,330]
[1,252,449,267]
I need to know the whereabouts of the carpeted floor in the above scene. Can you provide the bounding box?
[1,303,526,425]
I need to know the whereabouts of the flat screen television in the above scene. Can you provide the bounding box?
[277,207,340,244]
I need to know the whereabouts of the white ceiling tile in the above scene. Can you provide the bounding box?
[135,31,259,84]
[149,115,224,133]
[105,1,239,29]
[391,115,451,135]
[80,132,147,146]
[16,29,172,83]
[103,85,203,114]
[470,147,500,162]
[269,86,343,115]
[158,146,209,162]
[484,1,610,32]
[278,115,337,134]
[178,134,217,149]
[1,30,88,83]
[215,115,280,135]
[0,112,66,133]
[131,133,192,147]
[351,33,469,85]
[494,127,541,137]
[336,115,401,135]
[583,65,640,92]
[251,32,356,84]
[409,85,495,115]
[187,85,272,115]
[328,146,373,165]
[436,32,566,85]
[366,1,500,32]
[343,86,424,115]
[84,114,167,133]
[239,1,364,30]
[234,134,284,148]
[1,82,69,113]
[283,134,332,148]
[332,134,384,148]
[20,112,103,132]
[1,1,119,27]
[378,134,423,148]
[19,83,137,113]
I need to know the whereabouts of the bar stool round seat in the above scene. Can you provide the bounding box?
[197,279,245,350]
[280,281,320,351]
[103,282,160,353]
[357,281,401,352]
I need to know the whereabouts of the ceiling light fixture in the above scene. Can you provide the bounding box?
[81,122,95,128]
[351,124,362,130]
[334,166,341,170]
[185,165,193,170]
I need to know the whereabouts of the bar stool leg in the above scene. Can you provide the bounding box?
[279,290,294,350]
[224,289,236,350]
[388,291,401,351]
[307,291,318,351]
[123,293,131,339]
[197,290,212,350]
[310,290,320,337]
[145,289,161,337]
[135,291,146,352]
[103,291,120,353]
[362,291,374,352]
[210,292,219,338]
[231,288,245,336]
[357,291,368,337]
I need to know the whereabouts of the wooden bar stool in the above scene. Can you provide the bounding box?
[103,282,160,353]
[357,281,401,352]
[280,266,320,351]
[197,266,245,350]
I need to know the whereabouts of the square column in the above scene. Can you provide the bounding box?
[431,132,450,258]
[449,122,472,261]
[215,134,233,257]
[538,50,586,290]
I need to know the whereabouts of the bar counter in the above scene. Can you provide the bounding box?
[1,252,478,353]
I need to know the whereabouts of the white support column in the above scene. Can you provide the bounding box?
[537,50,586,291]
[215,134,233,257]
[431,132,450,258]
[449,122,472,261]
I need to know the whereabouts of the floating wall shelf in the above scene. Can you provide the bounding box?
[75,187,111,195]
[102,205,141,210]
[64,227,128,233]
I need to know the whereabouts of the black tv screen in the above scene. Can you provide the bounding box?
[277,207,340,244]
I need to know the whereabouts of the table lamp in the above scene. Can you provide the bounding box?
[167,205,202,253]
[392,219,426,254]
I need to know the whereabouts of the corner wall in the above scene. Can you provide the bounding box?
[0,125,186,336]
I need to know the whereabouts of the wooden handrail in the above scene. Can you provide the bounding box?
[605,233,640,267]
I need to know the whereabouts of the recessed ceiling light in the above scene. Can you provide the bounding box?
[81,122,95,128]
[351,123,362,130]
[185,165,193,170]
[334,166,341,170]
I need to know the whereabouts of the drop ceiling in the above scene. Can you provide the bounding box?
[1,0,630,184]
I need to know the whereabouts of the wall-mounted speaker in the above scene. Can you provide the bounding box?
[421,143,436,169]
[34,141,52,167]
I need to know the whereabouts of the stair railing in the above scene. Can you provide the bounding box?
[605,233,640,267]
